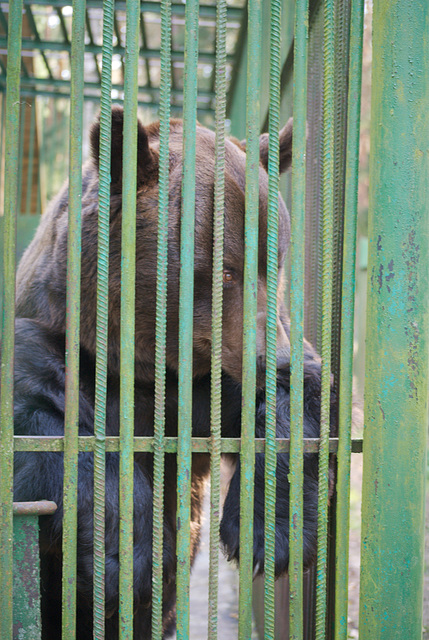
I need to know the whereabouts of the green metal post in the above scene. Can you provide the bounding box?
[0,0,23,636]
[334,0,364,638]
[176,0,199,636]
[62,0,85,636]
[238,0,261,637]
[12,501,57,640]
[119,0,139,637]
[359,2,429,639]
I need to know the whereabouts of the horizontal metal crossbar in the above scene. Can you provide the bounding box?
[23,0,245,20]
[1,75,215,100]
[0,36,235,64]
[13,435,363,454]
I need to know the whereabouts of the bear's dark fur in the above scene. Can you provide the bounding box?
[11,107,335,638]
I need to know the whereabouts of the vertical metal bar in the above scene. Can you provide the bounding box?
[119,0,139,637]
[238,0,261,637]
[36,101,46,216]
[25,99,37,215]
[315,0,335,637]
[0,0,23,636]
[264,0,282,637]
[176,0,199,637]
[334,0,364,638]
[62,0,85,636]
[359,2,429,639]
[92,0,114,636]
[17,102,27,215]
[151,0,171,635]
[208,0,227,637]
[0,91,7,211]
[289,0,309,637]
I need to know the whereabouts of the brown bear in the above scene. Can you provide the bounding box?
[12,107,332,638]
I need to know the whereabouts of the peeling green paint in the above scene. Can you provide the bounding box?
[360,2,429,639]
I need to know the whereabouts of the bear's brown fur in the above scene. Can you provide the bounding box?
[12,107,330,639]
[16,106,297,385]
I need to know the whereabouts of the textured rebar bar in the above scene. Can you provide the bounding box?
[207,0,227,637]
[334,0,364,638]
[176,0,199,636]
[315,0,335,637]
[238,0,261,636]
[263,0,282,637]
[288,0,309,637]
[151,0,171,636]
[62,0,86,636]
[118,0,139,637]
[0,0,23,635]
[92,0,114,636]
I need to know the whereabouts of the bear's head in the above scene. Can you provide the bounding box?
[15,106,294,386]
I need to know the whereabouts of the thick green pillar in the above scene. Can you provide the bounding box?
[360,2,429,639]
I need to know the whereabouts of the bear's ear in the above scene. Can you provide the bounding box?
[257,117,293,174]
[90,105,158,189]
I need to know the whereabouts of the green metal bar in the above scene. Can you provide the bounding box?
[0,36,234,64]
[36,99,45,216]
[62,0,85,636]
[25,99,37,215]
[24,0,244,19]
[13,435,364,453]
[176,0,199,636]
[334,0,364,638]
[151,0,171,635]
[0,77,216,105]
[0,94,6,201]
[0,86,214,114]
[315,0,335,637]
[238,0,261,637]
[208,0,227,637]
[0,0,23,636]
[17,102,26,214]
[263,0,282,637]
[119,0,140,637]
[359,2,429,639]
[11,75,216,100]
[289,0,309,637]
[92,0,114,636]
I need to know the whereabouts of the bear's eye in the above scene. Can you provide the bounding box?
[223,270,235,286]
